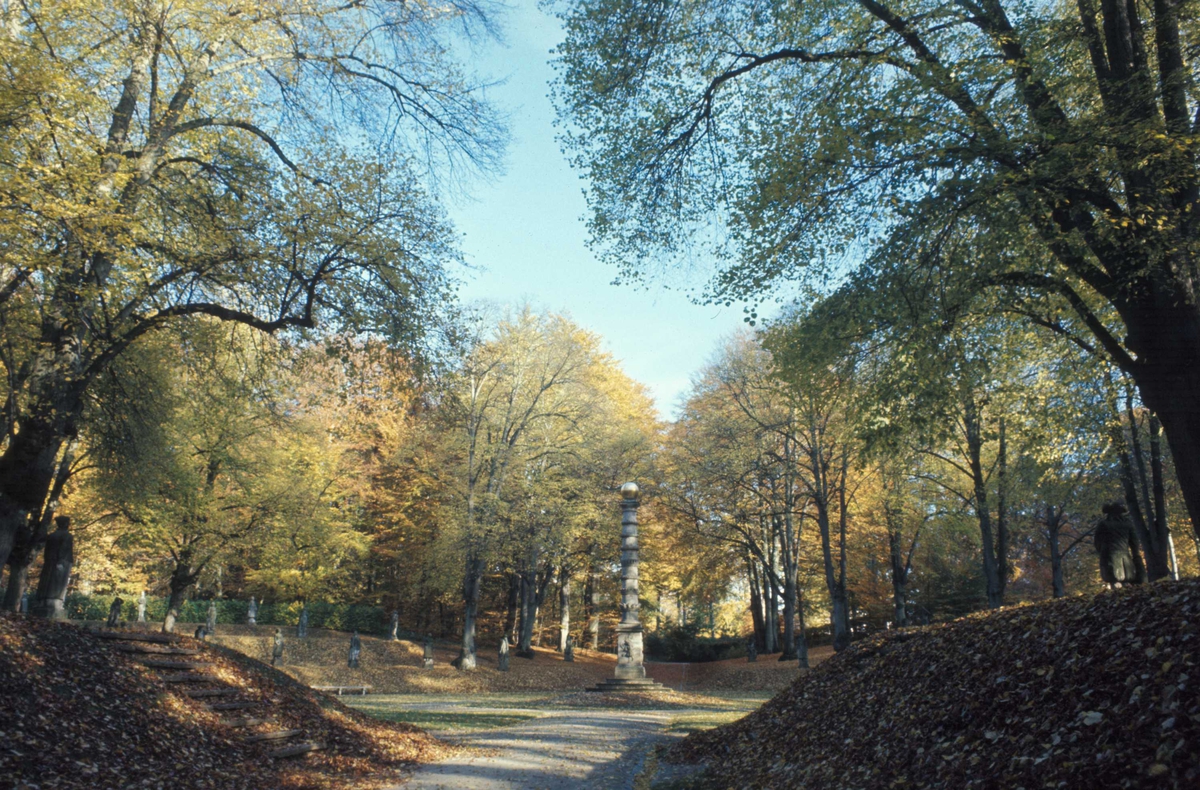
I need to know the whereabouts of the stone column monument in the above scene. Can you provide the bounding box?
[615,482,644,679]
[589,483,665,693]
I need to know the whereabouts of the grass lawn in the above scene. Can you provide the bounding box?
[346,689,768,734]
[345,695,546,731]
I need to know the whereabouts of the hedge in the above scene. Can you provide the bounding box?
[63,594,391,635]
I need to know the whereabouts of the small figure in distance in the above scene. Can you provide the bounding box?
[563,636,575,663]
[348,630,361,669]
[1094,501,1147,589]
[272,628,285,667]
[422,634,434,669]
[106,597,123,629]
[498,636,510,671]
[746,636,758,663]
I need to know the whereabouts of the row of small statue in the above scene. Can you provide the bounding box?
[262,631,578,672]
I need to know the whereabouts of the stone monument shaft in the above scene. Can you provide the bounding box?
[615,482,645,680]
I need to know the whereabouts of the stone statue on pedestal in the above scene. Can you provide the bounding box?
[247,596,258,625]
[206,601,217,636]
[272,628,285,666]
[389,610,400,641]
[498,636,510,671]
[422,634,434,668]
[348,631,362,668]
[563,636,575,663]
[31,516,73,620]
[137,591,147,623]
[297,604,308,638]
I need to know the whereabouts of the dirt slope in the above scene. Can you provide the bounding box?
[671,581,1200,789]
[0,616,451,789]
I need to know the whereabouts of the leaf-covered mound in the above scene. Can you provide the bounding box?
[0,615,452,789]
[670,581,1200,789]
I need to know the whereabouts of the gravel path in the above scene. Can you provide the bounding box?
[392,708,675,789]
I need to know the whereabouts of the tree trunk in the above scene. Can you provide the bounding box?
[163,586,187,634]
[886,507,908,627]
[532,569,551,647]
[965,395,1004,609]
[1125,329,1200,544]
[503,572,519,643]
[763,562,778,654]
[796,580,809,669]
[3,563,29,612]
[1046,506,1067,598]
[778,512,798,661]
[458,553,483,670]
[747,555,766,653]
[162,554,201,634]
[996,419,1009,601]
[558,571,570,652]
[585,561,600,649]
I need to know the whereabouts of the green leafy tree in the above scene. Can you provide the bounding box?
[0,0,504,585]
[552,0,1200,537]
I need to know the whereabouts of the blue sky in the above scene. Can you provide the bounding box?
[445,0,758,418]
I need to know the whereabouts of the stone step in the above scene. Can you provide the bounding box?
[183,688,237,698]
[221,717,267,728]
[138,659,214,670]
[91,630,180,644]
[207,701,257,711]
[245,729,303,744]
[160,673,214,683]
[114,644,200,656]
[268,742,323,760]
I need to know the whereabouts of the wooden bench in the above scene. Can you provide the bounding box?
[312,685,372,696]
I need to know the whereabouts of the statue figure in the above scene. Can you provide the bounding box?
[563,636,575,663]
[247,596,257,626]
[31,516,74,620]
[19,591,30,614]
[746,636,758,663]
[106,597,123,629]
[272,628,285,666]
[348,631,362,668]
[422,634,434,669]
[389,610,400,641]
[194,625,208,641]
[297,604,308,638]
[137,591,147,623]
[498,636,510,671]
[206,601,217,636]
[1095,502,1146,588]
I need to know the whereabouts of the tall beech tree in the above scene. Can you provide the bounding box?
[553,0,1200,537]
[0,0,503,585]
[434,310,606,669]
